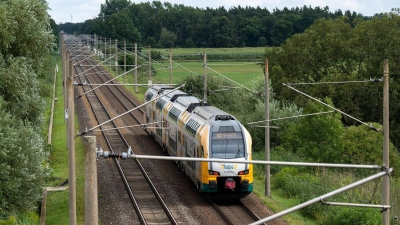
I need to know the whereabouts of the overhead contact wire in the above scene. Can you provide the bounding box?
[283,83,380,132]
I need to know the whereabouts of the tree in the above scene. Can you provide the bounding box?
[0,0,53,216]
[241,74,302,151]
[102,11,141,43]
[0,57,45,126]
[257,37,268,46]
[0,0,55,72]
[281,98,345,163]
[100,0,131,20]
[209,16,237,47]
[268,14,400,147]
[0,97,49,214]
[269,19,294,45]
[159,28,177,48]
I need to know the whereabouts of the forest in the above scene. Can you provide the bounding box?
[59,0,371,48]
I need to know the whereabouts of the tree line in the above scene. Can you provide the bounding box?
[0,0,56,221]
[179,12,400,223]
[60,0,371,48]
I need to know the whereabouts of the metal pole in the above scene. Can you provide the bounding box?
[115,39,118,77]
[148,45,151,84]
[382,59,390,225]
[264,59,270,197]
[83,136,98,225]
[134,43,138,92]
[68,60,76,225]
[63,40,68,124]
[124,40,126,83]
[203,52,207,102]
[94,34,97,53]
[104,38,107,65]
[169,48,172,84]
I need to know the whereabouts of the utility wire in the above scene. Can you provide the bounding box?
[287,80,371,85]
[206,66,259,95]
[75,55,115,77]
[283,83,380,132]
[161,55,198,75]
[248,111,335,125]
[77,84,184,136]
[92,121,164,132]
[75,65,140,99]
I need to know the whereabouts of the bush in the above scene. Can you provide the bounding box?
[321,207,380,225]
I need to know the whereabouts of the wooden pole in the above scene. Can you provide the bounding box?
[203,52,207,102]
[134,43,138,92]
[83,135,98,225]
[382,59,390,225]
[264,59,271,197]
[68,59,76,225]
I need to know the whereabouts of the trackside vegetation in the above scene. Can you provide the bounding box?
[125,12,400,224]
[0,0,55,223]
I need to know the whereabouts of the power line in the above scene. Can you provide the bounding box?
[248,111,335,125]
[287,80,371,85]
[283,83,380,132]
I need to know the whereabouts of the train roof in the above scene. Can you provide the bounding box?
[149,85,175,91]
[175,96,200,107]
[192,106,235,122]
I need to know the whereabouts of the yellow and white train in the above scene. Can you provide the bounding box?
[144,85,253,199]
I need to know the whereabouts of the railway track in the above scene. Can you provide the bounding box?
[65,36,178,225]
[63,35,282,225]
[210,199,263,225]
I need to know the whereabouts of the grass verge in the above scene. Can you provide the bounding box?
[44,55,85,224]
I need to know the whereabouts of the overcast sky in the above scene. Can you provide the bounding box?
[47,0,398,24]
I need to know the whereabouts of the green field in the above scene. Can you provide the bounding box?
[103,46,267,91]
[151,60,265,86]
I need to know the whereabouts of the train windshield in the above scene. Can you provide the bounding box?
[211,132,245,159]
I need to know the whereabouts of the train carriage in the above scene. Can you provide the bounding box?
[144,85,253,199]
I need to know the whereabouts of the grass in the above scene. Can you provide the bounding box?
[99,57,264,103]
[253,178,316,225]
[44,55,85,224]
[157,47,266,55]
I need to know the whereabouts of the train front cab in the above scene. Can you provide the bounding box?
[195,109,253,199]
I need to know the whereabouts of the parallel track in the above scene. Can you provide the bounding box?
[65,36,178,225]
[65,35,268,225]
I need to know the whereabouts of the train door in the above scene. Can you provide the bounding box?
[155,113,162,145]
[168,125,177,156]
[195,145,202,190]
[185,136,195,182]
[177,130,182,157]
[162,119,168,150]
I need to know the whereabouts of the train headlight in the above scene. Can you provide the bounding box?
[238,170,249,175]
[208,170,220,175]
